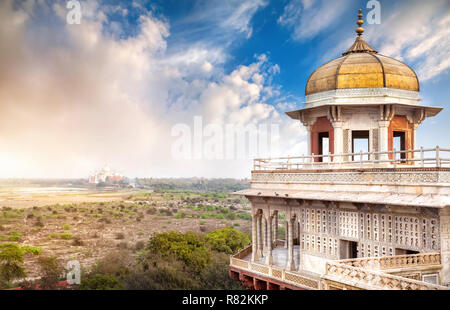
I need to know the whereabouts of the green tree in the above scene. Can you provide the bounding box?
[204,227,250,254]
[0,243,27,287]
[147,231,211,271]
[199,252,242,289]
[37,256,64,289]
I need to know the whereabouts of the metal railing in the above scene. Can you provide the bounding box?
[254,146,450,171]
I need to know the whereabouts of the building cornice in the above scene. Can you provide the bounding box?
[303,88,421,108]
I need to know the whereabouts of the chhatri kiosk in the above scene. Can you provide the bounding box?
[229,10,450,290]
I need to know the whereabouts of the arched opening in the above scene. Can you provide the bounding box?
[388,115,413,162]
[311,117,334,162]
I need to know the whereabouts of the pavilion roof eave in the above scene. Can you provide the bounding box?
[233,188,450,209]
[285,103,443,120]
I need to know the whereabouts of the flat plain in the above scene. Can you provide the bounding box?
[0,187,252,280]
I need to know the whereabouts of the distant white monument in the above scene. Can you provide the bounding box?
[88,165,124,184]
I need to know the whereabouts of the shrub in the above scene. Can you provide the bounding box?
[204,227,250,254]
[72,236,84,246]
[115,232,125,240]
[49,233,73,240]
[34,217,44,227]
[236,213,251,221]
[174,213,185,219]
[91,232,99,238]
[0,244,27,286]
[99,217,112,224]
[37,256,63,289]
[134,240,145,252]
[146,208,156,215]
[3,211,17,218]
[159,208,172,216]
[125,252,200,290]
[198,252,242,290]
[79,274,124,290]
[21,246,42,255]
[147,231,211,271]
[8,230,21,242]
[117,242,128,249]
[225,213,236,220]
[89,250,129,278]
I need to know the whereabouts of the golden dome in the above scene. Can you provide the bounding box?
[305,10,419,96]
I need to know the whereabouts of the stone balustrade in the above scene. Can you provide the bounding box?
[230,249,319,290]
[233,244,253,259]
[230,246,449,290]
[338,253,441,270]
[324,261,449,290]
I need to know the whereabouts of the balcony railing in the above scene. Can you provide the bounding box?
[230,245,320,290]
[324,261,449,290]
[338,253,441,271]
[254,146,450,171]
[230,246,448,290]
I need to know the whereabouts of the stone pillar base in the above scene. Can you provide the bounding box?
[287,259,295,271]
[265,254,273,265]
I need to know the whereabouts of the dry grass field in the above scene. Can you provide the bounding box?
[0,187,134,209]
[0,188,252,280]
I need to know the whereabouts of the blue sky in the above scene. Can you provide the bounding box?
[0,0,449,178]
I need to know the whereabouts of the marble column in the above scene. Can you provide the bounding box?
[251,211,259,262]
[306,125,311,158]
[378,120,390,162]
[265,214,273,265]
[263,217,267,254]
[333,121,343,163]
[273,212,278,247]
[257,213,263,258]
[287,217,295,271]
[284,220,288,248]
[297,217,302,272]
[412,123,419,164]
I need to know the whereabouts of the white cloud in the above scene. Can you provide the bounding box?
[278,0,352,40]
[361,0,450,81]
[201,61,213,73]
[0,0,305,179]
[221,0,267,38]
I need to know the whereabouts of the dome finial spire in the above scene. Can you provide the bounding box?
[343,9,376,55]
[356,8,364,36]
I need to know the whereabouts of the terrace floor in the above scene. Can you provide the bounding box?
[242,245,301,270]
